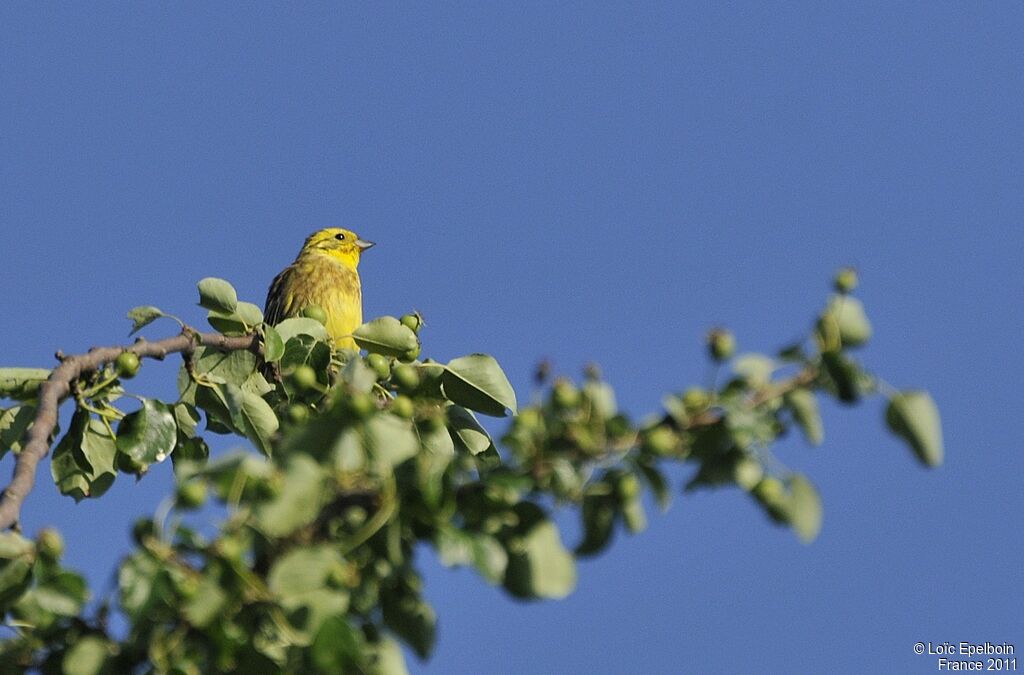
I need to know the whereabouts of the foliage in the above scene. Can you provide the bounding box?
[0,274,941,672]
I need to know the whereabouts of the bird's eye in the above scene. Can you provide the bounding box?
[335,233,346,241]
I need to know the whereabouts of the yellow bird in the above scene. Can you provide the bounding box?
[264,228,375,350]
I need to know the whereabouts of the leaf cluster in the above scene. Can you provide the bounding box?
[0,273,942,672]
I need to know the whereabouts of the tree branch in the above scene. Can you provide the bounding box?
[0,330,258,531]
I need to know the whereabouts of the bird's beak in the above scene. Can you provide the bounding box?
[356,239,375,251]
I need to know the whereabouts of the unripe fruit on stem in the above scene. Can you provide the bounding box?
[392,364,420,392]
[833,267,858,294]
[115,351,141,379]
[642,426,677,456]
[347,392,376,419]
[707,328,736,362]
[399,344,421,363]
[391,395,415,419]
[617,474,641,500]
[552,379,580,409]
[753,476,786,506]
[217,536,245,562]
[733,457,764,491]
[367,353,391,380]
[37,528,64,561]
[682,387,710,412]
[286,403,309,424]
[290,364,318,392]
[176,480,208,509]
[301,305,329,326]
[400,312,423,333]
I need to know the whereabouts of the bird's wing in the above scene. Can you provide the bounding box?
[263,266,294,326]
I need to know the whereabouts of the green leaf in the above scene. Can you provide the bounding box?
[255,455,328,537]
[116,399,176,465]
[503,506,576,600]
[61,636,111,675]
[820,296,872,348]
[80,418,117,498]
[435,527,507,585]
[197,277,238,313]
[262,324,285,363]
[364,636,409,675]
[0,368,50,402]
[207,309,248,335]
[312,616,365,673]
[638,463,672,512]
[583,380,617,418]
[51,411,91,500]
[786,474,823,543]
[182,572,227,628]
[0,557,33,610]
[126,305,167,335]
[341,357,378,394]
[576,494,616,557]
[269,544,345,598]
[353,317,419,357]
[0,405,35,458]
[786,388,824,446]
[441,354,518,417]
[418,426,454,508]
[223,384,279,456]
[886,391,943,467]
[235,301,264,326]
[32,572,88,616]
[0,532,34,559]
[118,551,168,621]
[198,348,259,385]
[821,351,862,403]
[274,317,329,343]
[732,354,776,387]
[281,335,332,375]
[382,592,436,659]
[364,414,419,469]
[447,405,492,455]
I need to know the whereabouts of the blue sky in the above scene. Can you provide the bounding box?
[2,3,1021,673]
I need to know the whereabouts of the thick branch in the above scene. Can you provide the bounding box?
[0,330,258,531]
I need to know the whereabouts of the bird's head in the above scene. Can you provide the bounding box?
[300,227,375,269]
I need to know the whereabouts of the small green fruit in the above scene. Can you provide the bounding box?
[833,267,858,294]
[400,312,422,333]
[399,343,421,363]
[286,403,309,424]
[217,535,245,562]
[733,457,764,491]
[642,426,677,456]
[176,480,208,509]
[707,328,736,362]
[301,305,329,326]
[115,351,141,379]
[290,364,318,392]
[682,387,710,412]
[391,395,415,419]
[617,474,641,500]
[516,408,543,432]
[367,353,391,380]
[552,379,580,409]
[392,364,420,392]
[347,392,376,419]
[753,476,786,506]
[37,528,65,561]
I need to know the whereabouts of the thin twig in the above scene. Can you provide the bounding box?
[0,329,258,531]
